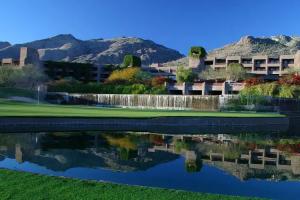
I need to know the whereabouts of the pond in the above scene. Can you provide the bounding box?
[0,131,299,200]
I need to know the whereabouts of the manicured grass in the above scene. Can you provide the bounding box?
[0,169,264,200]
[0,99,284,118]
[0,87,35,98]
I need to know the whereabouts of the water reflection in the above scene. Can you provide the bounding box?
[1,131,300,199]
[1,132,300,180]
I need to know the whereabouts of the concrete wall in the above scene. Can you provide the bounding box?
[19,47,40,67]
[0,117,289,134]
[294,50,300,68]
[167,82,244,95]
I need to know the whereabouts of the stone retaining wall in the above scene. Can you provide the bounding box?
[0,117,289,134]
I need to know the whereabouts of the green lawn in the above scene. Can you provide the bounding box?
[0,169,263,200]
[0,99,284,118]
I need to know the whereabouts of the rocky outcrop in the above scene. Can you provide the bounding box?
[0,34,184,65]
[208,35,300,57]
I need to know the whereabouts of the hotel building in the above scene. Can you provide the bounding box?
[147,51,300,95]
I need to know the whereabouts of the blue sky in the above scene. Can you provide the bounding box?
[1,0,300,54]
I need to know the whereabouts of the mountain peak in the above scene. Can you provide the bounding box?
[237,35,255,45]
[50,34,76,40]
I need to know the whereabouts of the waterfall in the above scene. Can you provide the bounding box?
[67,94,220,111]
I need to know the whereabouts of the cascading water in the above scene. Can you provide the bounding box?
[67,94,220,111]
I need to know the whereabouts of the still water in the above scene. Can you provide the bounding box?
[0,131,300,200]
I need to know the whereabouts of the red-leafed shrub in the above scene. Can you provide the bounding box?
[151,76,166,87]
[277,144,300,153]
[244,77,263,87]
[292,74,300,85]
[279,74,300,85]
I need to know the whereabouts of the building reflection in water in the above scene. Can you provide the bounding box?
[0,131,300,181]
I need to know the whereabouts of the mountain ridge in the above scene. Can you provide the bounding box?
[0,34,184,65]
[209,35,300,57]
[2,34,300,67]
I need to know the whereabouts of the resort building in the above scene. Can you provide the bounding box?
[2,47,300,95]
[0,47,40,67]
[147,51,300,95]
[204,53,300,77]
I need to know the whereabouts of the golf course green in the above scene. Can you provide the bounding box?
[0,99,284,118]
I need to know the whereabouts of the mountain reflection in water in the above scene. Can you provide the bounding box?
[0,131,300,199]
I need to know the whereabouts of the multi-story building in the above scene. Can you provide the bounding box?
[2,47,300,95]
[147,51,300,95]
[0,47,101,82]
[204,52,300,77]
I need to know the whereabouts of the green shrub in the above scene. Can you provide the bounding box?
[188,46,207,59]
[256,83,278,96]
[176,66,197,83]
[150,86,168,94]
[48,79,167,95]
[121,55,141,68]
[129,84,147,94]
[240,83,278,97]
[134,71,153,84]
[199,67,226,80]
[0,65,47,89]
[0,66,17,87]
[239,82,300,106]
[278,84,296,98]
[226,63,248,81]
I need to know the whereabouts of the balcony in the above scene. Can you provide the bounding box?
[268,70,280,75]
[282,59,294,68]
[227,60,239,65]
[191,83,204,90]
[268,66,280,75]
[244,68,252,73]
[243,63,253,68]
[268,58,280,64]
[215,59,226,65]
[204,60,214,66]
[253,67,267,74]
[214,65,226,69]
[242,58,252,64]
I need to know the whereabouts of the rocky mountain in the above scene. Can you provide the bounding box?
[0,34,184,65]
[209,35,300,57]
[162,35,300,67]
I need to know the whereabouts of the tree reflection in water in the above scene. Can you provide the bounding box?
[0,131,300,180]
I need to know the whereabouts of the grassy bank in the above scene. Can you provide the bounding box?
[0,99,284,118]
[0,169,263,200]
